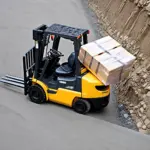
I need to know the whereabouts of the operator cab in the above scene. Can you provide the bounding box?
[31,23,89,91]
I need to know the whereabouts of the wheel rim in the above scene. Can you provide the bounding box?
[75,102,86,113]
[31,90,40,101]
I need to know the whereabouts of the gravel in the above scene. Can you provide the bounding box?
[117,104,138,131]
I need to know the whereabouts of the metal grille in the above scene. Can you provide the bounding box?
[24,47,35,71]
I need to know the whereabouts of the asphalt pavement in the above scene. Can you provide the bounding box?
[0,0,150,150]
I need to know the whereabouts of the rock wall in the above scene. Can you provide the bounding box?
[88,0,150,134]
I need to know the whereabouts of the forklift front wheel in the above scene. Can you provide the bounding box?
[28,85,46,104]
[73,99,91,114]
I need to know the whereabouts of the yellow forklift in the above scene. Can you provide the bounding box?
[0,23,110,114]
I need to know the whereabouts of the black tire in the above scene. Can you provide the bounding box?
[28,85,46,104]
[90,97,110,112]
[73,99,91,114]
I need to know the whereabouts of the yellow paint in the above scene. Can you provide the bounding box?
[81,67,87,74]
[82,72,110,98]
[49,88,57,92]
[32,78,81,106]
[31,71,110,107]
[32,78,49,100]
[48,88,81,107]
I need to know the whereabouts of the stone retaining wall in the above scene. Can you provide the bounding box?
[88,0,150,134]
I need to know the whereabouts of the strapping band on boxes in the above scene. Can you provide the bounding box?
[78,36,136,85]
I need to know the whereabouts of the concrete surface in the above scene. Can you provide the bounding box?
[0,0,150,150]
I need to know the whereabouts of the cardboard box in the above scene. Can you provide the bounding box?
[96,67,122,85]
[90,53,111,73]
[108,46,136,80]
[78,36,136,85]
[79,42,104,67]
[81,42,104,56]
[79,50,124,85]
[96,57,123,85]
[108,47,136,65]
[95,36,121,51]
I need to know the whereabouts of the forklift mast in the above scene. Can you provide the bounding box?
[33,24,48,79]
[23,24,62,95]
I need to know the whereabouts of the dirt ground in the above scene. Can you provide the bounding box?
[88,0,150,134]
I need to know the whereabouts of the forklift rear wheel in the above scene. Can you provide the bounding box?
[28,85,46,104]
[73,99,91,114]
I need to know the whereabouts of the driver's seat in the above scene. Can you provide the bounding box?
[55,52,75,76]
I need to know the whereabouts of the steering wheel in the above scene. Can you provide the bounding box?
[48,49,64,58]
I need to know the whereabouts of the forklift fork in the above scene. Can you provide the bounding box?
[0,47,36,95]
[0,75,24,88]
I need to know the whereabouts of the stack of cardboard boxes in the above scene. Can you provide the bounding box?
[78,36,136,85]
